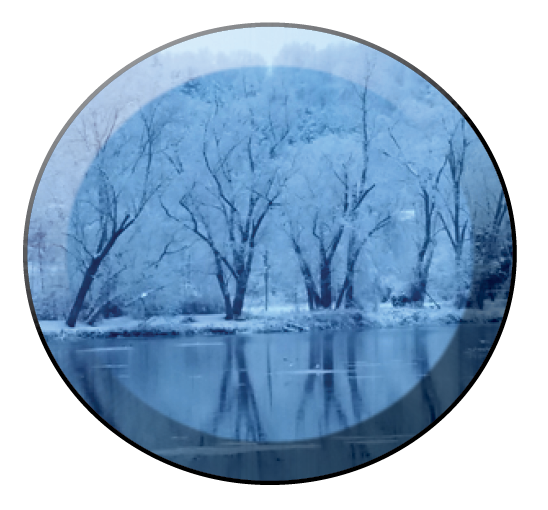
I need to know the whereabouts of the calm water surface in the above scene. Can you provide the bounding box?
[48,324,498,481]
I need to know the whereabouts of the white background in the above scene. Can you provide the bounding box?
[2,1,546,508]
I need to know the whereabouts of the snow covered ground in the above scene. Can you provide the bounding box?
[37,299,507,342]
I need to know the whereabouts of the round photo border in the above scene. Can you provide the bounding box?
[23,22,517,485]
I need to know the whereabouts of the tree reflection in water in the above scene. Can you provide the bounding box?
[345,333,364,422]
[47,324,498,481]
[208,329,450,443]
[412,328,440,423]
[212,338,265,442]
[296,333,349,438]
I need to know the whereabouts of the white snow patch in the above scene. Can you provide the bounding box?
[37,300,506,341]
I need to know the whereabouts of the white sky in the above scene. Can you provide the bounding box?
[166,26,358,63]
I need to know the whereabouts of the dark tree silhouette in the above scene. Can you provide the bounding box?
[66,108,165,327]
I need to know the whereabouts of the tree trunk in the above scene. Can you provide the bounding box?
[410,268,426,305]
[213,254,233,320]
[410,245,432,306]
[341,233,359,309]
[232,273,250,318]
[335,275,348,309]
[335,261,357,310]
[319,259,332,309]
[66,257,102,327]
[409,278,426,305]
[291,237,320,311]
[66,220,133,327]
[218,277,233,320]
[306,288,316,311]
[335,267,357,309]
[345,270,355,309]
[454,249,466,309]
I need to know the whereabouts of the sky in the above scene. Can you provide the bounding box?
[166,26,359,64]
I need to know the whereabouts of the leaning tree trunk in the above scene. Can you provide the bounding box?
[67,223,130,328]
[66,257,103,327]
[335,262,357,310]
[291,237,321,311]
[66,218,133,328]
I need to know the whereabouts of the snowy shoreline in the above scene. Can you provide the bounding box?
[38,302,505,342]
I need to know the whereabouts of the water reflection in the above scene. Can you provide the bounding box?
[48,324,498,481]
[56,326,455,442]
[212,339,265,442]
[295,333,348,438]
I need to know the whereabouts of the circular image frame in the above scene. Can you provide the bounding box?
[24,22,516,485]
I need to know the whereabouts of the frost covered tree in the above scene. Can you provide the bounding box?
[65,104,167,327]
[335,67,391,309]
[27,214,68,319]
[281,64,392,311]
[437,119,472,308]
[383,129,446,306]
[29,42,510,323]
[161,69,298,319]
[282,138,355,311]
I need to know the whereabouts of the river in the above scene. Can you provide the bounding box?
[47,324,499,481]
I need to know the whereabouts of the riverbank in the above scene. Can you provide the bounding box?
[37,300,506,341]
